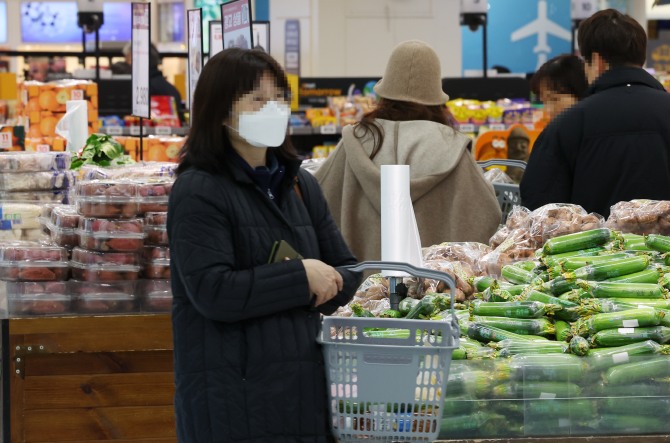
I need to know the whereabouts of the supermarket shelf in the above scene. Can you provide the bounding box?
[457,123,536,133]
[289,126,342,136]
[99,127,189,137]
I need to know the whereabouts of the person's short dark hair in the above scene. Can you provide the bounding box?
[530,54,588,99]
[177,48,296,175]
[492,65,511,74]
[578,8,647,67]
[149,43,161,70]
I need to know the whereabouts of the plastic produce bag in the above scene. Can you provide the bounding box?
[422,242,491,275]
[483,168,515,184]
[606,200,670,236]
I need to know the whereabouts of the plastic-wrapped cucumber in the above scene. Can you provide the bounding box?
[502,265,542,285]
[559,252,629,271]
[558,289,589,304]
[569,336,590,356]
[467,323,535,343]
[614,298,670,309]
[351,303,375,317]
[466,347,498,360]
[607,268,662,284]
[555,320,572,342]
[525,399,596,418]
[452,346,467,360]
[438,412,506,439]
[523,289,580,321]
[600,397,670,416]
[470,300,559,319]
[446,370,493,397]
[471,316,555,337]
[645,234,670,253]
[495,339,568,357]
[471,276,497,292]
[587,340,670,370]
[509,354,586,382]
[405,293,449,319]
[563,256,650,282]
[541,277,580,296]
[440,397,476,416]
[489,288,513,302]
[596,414,670,433]
[575,307,664,336]
[506,284,529,296]
[380,309,402,318]
[493,381,582,399]
[541,247,605,268]
[604,355,670,385]
[398,297,419,316]
[578,280,668,299]
[515,260,539,272]
[459,336,483,350]
[589,326,670,347]
[543,228,613,255]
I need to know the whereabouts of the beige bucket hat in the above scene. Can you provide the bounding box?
[374,40,449,106]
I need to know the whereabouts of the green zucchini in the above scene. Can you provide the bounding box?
[541,277,580,295]
[600,398,670,416]
[467,323,535,343]
[496,339,568,357]
[555,320,572,342]
[587,340,669,370]
[493,381,582,399]
[589,326,670,347]
[604,356,670,385]
[405,293,449,319]
[351,303,375,317]
[502,265,542,285]
[470,300,559,319]
[471,276,497,292]
[541,247,605,268]
[576,307,664,336]
[471,316,555,337]
[438,412,506,439]
[607,268,662,284]
[569,336,590,356]
[380,309,402,318]
[645,234,670,253]
[578,281,668,299]
[563,256,650,281]
[543,228,613,255]
[398,297,419,316]
[509,354,586,382]
[525,399,596,419]
[559,252,629,271]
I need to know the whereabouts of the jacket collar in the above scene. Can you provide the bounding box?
[588,66,665,96]
[224,147,301,185]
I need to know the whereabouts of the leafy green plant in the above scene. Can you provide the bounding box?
[70,134,135,170]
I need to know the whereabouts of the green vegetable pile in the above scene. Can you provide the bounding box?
[70,134,135,170]
[347,229,670,439]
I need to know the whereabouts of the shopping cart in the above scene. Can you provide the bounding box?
[478,159,527,224]
[319,261,460,443]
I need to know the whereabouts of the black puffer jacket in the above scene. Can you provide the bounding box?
[521,67,670,218]
[167,154,361,443]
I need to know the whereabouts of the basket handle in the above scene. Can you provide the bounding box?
[343,261,458,320]
[478,159,527,170]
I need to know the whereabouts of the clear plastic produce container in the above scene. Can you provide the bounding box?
[0,243,69,281]
[0,170,75,192]
[139,279,172,312]
[6,281,71,316]
[69,247,140,281]
[77,217,144,252]
[0,151,72,172]
[136,180,173,214]
[70,280,137,314]
[141,246,170,279]
[75,180,140,218]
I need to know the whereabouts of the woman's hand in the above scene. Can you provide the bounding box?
[302,259,344,307]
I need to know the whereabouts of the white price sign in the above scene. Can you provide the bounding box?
[0,132,11,149]
[209,21,223,58]
[36,144,50,153]
[130,126,142,136]
[490,123,506,131]
[155,126,172,135]
[460,0,488,14]
[571,0,597,20]
[459,124,476,133]
[132,3,151,119]
[106,126,123,136]
[187,9,203,125]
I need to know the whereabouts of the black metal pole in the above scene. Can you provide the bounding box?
[483,17,488,78]
[139,117,144,161]
[2,319,10,443]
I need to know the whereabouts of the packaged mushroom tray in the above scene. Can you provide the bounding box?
[69,247,140,281]
[6,281,71,316]
[0,242,69,281]
[77,217,144,252]
[43,205,80,249]
[0,151,72,172]
[144,212,167,246]
[70,280,137,314]
[139,279,172,312]
[141,246,170,279]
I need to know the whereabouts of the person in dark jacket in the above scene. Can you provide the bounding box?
[530,54,588,122]
[167,48,361,443]
[521,9,670,218]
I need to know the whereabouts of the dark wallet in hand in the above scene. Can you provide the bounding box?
[268,240,304,263]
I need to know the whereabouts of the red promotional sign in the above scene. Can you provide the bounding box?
[221,0,253,50]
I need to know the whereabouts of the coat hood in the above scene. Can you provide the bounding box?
[340,119,471,213]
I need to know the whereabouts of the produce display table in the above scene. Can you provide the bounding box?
[437,438,670,443]
[1,313,176,443]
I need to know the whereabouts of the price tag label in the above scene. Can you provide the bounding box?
[155,126,172,135]
[130,126,142,136]
[459,124,476,133]
[106,126,123,136]
[490,123,506,131]
[71,89,84,101]
[571,0,597,20]
[36,144,50,153]
[524,123,535,131]
[320,125,337,135]
[0,132,12,149]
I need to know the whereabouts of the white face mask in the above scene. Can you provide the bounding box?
[235,101,290,148]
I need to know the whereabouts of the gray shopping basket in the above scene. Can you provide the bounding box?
[319,261,460,443]
[478,159,527,224]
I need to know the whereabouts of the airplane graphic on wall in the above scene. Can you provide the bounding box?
[510,0,571,69]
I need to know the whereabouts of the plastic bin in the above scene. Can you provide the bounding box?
[478,159,527,224]
[319,261,460,443]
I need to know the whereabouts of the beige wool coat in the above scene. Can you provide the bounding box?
[314,119,502,263]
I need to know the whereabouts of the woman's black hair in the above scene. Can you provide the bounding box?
[530,54,589,99]
[177,48,297,175]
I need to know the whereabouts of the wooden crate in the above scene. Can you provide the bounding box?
[7,314,176,443]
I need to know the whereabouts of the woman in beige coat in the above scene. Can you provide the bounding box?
[315,40,501,263]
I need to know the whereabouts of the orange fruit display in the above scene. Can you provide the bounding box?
[38,90,58,112]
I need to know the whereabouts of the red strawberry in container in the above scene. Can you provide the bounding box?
[77,218,145,252]
[0,243,69,282]
[136,180,173,214]
[69,247,140,281]
[70,280,136,313]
